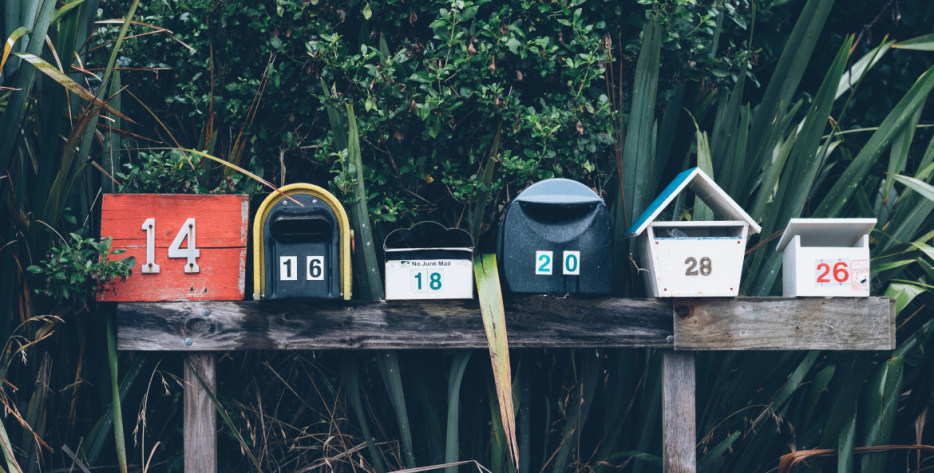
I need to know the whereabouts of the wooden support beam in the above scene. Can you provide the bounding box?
[117,297,894,352]
[117,297,674,351]
[672,297,895,350]
[662,351,696,473]
[184,353,216,473]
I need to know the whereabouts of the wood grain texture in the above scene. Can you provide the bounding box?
[662,351,696,473]
[116,297,674,351]
[98,194,248,302]
[672,297,894,351]
[184,353,216,473]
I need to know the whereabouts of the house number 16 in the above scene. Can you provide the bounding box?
[140,218,201,274]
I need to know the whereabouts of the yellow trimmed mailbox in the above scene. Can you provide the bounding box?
[253,183,352,300]
[777,218,876,297]
[627,168,761,297]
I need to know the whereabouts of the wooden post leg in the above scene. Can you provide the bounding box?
[662,351,696,473]
[185,353,217,473]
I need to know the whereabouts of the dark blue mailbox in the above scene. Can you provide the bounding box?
[497,178,612,294]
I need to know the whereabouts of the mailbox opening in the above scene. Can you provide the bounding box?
[270,211,334,242]
[649,222,746,239]
[518,200,600,222]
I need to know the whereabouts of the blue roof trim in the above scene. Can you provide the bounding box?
[625,167,698,235]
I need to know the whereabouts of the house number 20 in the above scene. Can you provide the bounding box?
[684,256,712,276]
[140,218,200,274]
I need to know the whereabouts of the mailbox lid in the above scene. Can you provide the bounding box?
[777,218,877,251]
[627,167,761,236]
[383,221,474,259]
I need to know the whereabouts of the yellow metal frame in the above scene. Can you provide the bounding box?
[253,183,352,300]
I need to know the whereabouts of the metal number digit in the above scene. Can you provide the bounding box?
[168,218,200,273]
[684,257,698,276]
[699,257,712,276]
[140,218,160,274]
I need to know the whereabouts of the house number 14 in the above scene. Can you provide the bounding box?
[140,218,200,274]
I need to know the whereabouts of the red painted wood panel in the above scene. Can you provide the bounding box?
[98,194,248,301]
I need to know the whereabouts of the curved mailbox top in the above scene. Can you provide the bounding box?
[514,178,603,206]
[383,221,474,253]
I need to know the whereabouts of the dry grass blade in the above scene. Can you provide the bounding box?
[390,460,494,473]
[474,254,519,470]
[778,444,934,472]
[13,52,134,122]
[1,27,29,77]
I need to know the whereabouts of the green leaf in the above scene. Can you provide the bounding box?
[892,33,934,51]
[859,356,903,473]
[506,37,522,54]
[884,282,925,314]
[363,2,372,20]
[814,63,934,217]
[893,173,934,203]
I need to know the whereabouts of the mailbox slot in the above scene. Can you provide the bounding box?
[498,178,612,294]
[270,211,334,242]
[253,184,352,300]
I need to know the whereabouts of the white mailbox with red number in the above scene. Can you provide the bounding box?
[777,218,876,297]
[626,168,761,297]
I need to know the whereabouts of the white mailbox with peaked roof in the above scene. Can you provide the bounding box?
[777,218,876,297]
[627,167,761,297]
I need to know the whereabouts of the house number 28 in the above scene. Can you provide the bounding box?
[684,256,712,276]
[140,218,200,274]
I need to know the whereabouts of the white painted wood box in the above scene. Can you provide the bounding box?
[777,218,876,297]
[627,168,761,297]
[383,221,475,300]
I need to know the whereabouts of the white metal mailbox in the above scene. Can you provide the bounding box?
[383,221,475,300]
[626,168,761,297]
[777,218,876,297]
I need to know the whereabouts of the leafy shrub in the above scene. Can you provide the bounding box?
[116,149,265,194]
[26,234,135,308]
[112,0,753,227]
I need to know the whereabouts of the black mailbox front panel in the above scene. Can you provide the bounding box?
[263,194,341,299]
[499,200,612,294]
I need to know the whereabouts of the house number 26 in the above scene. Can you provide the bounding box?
[684,256,712,276]
[140,218,200,274]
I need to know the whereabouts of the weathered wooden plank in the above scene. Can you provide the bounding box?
[99,194,248,302]
[672,297,894,351]
[662,351,696,473]
[117,297,674,351]
[184,353,216,473]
